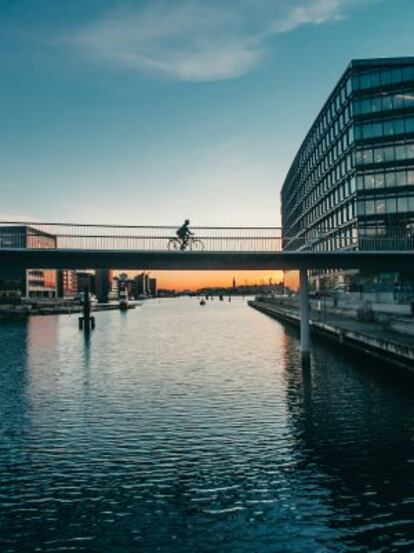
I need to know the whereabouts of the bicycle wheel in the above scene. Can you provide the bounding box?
[190,239,205,252]
[167,238,181,251]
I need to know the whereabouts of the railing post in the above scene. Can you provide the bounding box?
[300,268,310,365]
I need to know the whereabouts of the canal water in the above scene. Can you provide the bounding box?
[0,298,413,553]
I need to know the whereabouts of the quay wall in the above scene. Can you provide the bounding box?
[248,301,414,374]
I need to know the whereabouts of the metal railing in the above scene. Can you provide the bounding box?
[0,222,283,252]
[283,224,414,252]
[0,222,413,252]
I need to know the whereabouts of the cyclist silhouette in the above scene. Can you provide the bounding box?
[168,220,203,252]
[176,219,193,250]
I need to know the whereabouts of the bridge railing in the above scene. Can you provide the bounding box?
[0,222,413,252]
[283,225,414,252]
[0,223,284,252]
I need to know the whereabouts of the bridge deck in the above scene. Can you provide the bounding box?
[1,248,413,271]
[1,222,413,270]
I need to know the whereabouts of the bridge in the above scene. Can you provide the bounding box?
[1,221,413,271]
[1,221,413,363]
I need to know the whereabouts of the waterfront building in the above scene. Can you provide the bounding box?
[108,275,119,301]
[57,270,78,298]
[95,269,112,303]
[0,225,57,298]
[76,272,95,294]
[281,57,414,290]
[133,272,150,297]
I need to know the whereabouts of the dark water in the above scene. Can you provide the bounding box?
[0,298,413,553]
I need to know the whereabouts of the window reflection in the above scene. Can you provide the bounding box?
[356,142,414,166]
[283,60,414,250]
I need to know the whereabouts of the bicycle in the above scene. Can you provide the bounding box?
[167,236,205,252]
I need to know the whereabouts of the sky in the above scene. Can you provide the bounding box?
[0,0,413,288]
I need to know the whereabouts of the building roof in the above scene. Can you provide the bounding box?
[0,225,56,240]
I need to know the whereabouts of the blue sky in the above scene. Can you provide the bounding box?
[0,0,413,226]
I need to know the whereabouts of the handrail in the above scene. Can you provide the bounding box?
[0,221,283,230]
[0,221,413,253]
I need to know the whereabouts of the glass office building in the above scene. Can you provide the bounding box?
[281,57,414,289]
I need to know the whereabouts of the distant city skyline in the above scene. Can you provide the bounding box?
[112,270,287,292]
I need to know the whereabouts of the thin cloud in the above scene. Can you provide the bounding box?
[63,0,372,82]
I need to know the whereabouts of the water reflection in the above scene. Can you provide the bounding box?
[0,299,412,553]
[0,318,30,465]
[282,329,414,552]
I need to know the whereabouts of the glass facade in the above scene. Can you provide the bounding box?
[281,57,414,255]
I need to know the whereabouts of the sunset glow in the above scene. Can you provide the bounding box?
[113,270,299,291]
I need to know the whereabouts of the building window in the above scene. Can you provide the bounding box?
[398,196,408,212]
[366,200,375,215]
[385,172,396,187]
[395,171,406,186]
[384,120,394,136]
[403,67,414,81]
[374,148,384,163]
[386,197,397,213]
[395,145,405,160]
[365,174,375,189]
[384,146,395,162]
[406,117,414,133]
[376,199,386,214]
[360,73,371,89]
[391,68,402,84]
[376,173,385,188]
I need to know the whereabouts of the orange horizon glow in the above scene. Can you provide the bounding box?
[111,270,299,291]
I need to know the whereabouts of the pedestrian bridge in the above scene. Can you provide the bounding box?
[2,220,413,363]
[0,221,413,271]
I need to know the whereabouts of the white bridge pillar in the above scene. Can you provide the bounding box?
[300,268,310,364]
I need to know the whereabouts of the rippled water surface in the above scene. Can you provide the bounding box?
[0,298,413,552]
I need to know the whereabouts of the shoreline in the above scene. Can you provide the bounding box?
[0,302,138,318]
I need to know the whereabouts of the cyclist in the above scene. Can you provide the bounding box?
[176,219,193,250]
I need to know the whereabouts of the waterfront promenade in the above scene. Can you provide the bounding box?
[249,299,414,372]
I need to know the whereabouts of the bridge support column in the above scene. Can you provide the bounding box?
[300,268,310,365]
